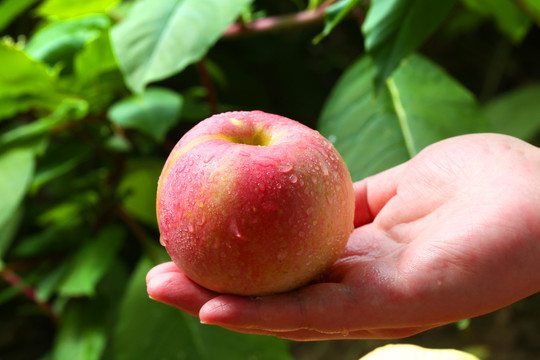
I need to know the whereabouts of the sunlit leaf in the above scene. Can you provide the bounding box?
[362,0,457,91]
[0,0,40,33]
[319,54,488,181]
[0,40,64,119]
[36,0,121,20]
[108,87,182,141]
[26,14,111,69]
[0,206,23,260]
[485,84,540,141]
[0,147,34,236]
[111,0,253,93]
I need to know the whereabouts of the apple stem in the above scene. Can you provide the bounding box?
[197,58,218,116]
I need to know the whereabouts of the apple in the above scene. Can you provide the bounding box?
[156,111,354,296]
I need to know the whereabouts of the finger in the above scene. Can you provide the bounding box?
[353,163,406,227]
[199,282,362,334]
[146,262,181,283]
[146,263,218,317]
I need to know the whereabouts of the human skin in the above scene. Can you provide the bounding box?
[147,133,540,341]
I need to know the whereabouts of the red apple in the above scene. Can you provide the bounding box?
[156,111,354,296]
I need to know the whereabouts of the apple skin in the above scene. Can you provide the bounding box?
[156,111,354,296]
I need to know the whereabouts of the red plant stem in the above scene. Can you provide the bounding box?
[0,268,58,322]
[224,5,328,38]
[197,59,218,115]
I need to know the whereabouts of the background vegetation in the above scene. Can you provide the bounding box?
[1,0,539,359]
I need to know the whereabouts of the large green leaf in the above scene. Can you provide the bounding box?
[110,0,253,93]
[485,84,540,141]
[0,0,40,33]
[107,253,293,360]
[0,147,35,238]
[461,0,531,43]
[0,40,64,120]
[35,0,121,20]
[108,87,183,141]
[319,54,488,181]
[52,299,108,360]
[58,226,125,297]
[362,0,458,91]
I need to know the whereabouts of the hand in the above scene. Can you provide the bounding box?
[146,133,540,341]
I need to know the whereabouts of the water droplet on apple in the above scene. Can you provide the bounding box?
[187,222,194,233]
[289,174,298,184]
[306,207,314,215]
[321,163,329,176]
[341,329,350,337]
[159,236,166,246]
[278,164,293,173]
[266,171,274,179]
[257,182,266,191]
[230,220,242,239]
[276,183,282,189]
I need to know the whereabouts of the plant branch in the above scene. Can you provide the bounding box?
[513,0,540,27]
[115,206,163,265]
[0,268,58,322]
[197,59,218,115]
[224,4,329,38]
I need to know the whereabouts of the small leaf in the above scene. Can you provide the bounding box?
[485,84,540,141]
[362,0,458,92]
[0,0,41,32]
[319,54,488,180]
[58,226,125,297]
[461,0,531,43]
[25,14,111,69]
[0,147,35,235]
[111,0,253,93]
[108,87,182,141]
[117,158,164,228]
[313,0,360,44]
[36,0,121,20]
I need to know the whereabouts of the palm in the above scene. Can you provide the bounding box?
[147,134,540,341]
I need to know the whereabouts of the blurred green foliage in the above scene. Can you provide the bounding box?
[0,0,539,359]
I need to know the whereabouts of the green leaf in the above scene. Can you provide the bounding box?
[58,226,125,297]
[25,14,111,69]
[74,31,118,84]
[461,0,531,43]
[36,0,121,20]
[108,253,292,360]
[52,299,108,360]
[319,54,488,180]
[313,0,360,44]
[362,0,458,92]
[108,87,182,141]
[111,0,253,93]
[117,158,163,228]
[0,40,64,120]
[0,147,34,236]
[485,84,540,141]
[0,206,23,260]
[0,0,41,33]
